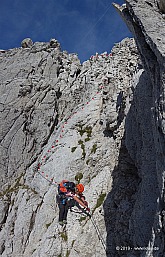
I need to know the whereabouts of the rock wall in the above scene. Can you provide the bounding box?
[112,1,165,256]
[0,37,141,257]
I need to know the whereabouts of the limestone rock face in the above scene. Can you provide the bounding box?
[112,1,165,256]
[157,0,165,13]
[21,38,33,48]
[49,38,61,49]
[0,38,141,256]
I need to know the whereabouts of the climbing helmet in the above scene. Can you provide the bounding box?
[76,183,84,193]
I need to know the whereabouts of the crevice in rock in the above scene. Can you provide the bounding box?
[0,202,9,231]
[145,1,153,7]
[57,66,60,78]
[40,115,59,149]
[56,88,62,99]
[24,200,43,250]
[0,241,5,255]
[26,155,38,169]
[103,130,114,138]
[76,68,81,78]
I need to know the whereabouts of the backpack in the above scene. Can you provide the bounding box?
[57,180,76,205]
[58,180,76,194]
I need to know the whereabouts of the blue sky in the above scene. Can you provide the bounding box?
[0,0,132,62]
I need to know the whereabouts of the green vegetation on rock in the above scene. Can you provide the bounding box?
[92,192,106,214]
[71,240,75,247]
[78,139,86,159]
[66,250,70,257]
[91,143,97,154]
[71,146,77,153]
[79,216,87,222]
[59,231,68,241]
[46,223,51,229]
[77,124,92,138]
[75,172,83,183]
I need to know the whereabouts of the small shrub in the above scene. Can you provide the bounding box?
[59,231,68,241]
[85,126,92,138]
[79,216,86,222]
[92,193,106,214]
[78,140,86,159]
[46,223,51,229]
[71,146,77,153]
[71,240,75,247]
[75,172,83,183]
[66,250,70,257]
[77,125,92,138]
[91,144,97,154]
[85,137,90,142]
[78,139,83,145]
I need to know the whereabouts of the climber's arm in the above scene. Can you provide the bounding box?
[72,195,88,209]
[66,192,90,211]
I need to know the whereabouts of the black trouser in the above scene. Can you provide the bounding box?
[58,202,69,222]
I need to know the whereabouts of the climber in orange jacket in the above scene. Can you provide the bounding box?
[57,180,90,226]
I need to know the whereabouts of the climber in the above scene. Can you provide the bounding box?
[57,180,90,226]
[73,184,90,212]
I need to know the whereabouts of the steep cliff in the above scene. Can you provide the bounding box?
[0,1,165,256]
[112,1,165,256]
[0,37,140,257]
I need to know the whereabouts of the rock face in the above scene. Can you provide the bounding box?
[21,38,33,48]
[0,2,165,256]
[157,0,165,13]
[0,37,140,257]
[113,1,165,256]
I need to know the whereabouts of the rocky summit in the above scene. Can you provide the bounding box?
[0,1,165,257]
